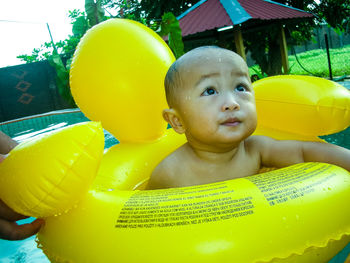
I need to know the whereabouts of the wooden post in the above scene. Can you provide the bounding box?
[234,26,246,61]
[279,25,289,74]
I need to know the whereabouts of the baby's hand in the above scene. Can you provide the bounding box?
[0,154,44,240]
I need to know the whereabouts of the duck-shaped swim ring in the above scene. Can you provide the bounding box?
[1,19,350,263]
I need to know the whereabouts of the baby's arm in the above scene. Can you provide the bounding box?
[252,136,350,171]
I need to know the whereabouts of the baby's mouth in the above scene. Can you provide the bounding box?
[221,118,241,126]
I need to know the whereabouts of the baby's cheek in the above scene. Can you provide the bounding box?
[247,103,257,115]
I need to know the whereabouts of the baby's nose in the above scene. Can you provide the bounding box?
[221,95,240,111]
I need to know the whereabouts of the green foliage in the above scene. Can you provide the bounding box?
[244,26,284,76]
[242,1,315,76]
[137,0,198,20]
[16,48,43,63]
[17,3,105,106]
[243,0,350,76]
[106,0,146,22]
[157,13,184,58]
[48,52,75,107]
[72,16,89,37]
[250,45,350,78]
[103,0,198,21]
[105,1,185,58]
[289,45,350,77]
[248,66,268,80]
[313,0,350,33]
[16,0,185,105]
[17,10,86,63]
[46,15,80,107]
[85,0,105,27]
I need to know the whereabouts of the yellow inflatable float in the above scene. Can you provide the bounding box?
[1,18,350,263]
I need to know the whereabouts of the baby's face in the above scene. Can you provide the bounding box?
[174,48,257,149]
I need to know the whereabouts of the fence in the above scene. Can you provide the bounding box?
[286,25,350,79]
[0,60,71,122]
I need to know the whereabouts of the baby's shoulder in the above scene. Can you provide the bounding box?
[146,146,187,189]
[153,153,177,177]
[244,135,265,151]
[159,145,187,170]
[245,135,274,148]
[244,135,279,157]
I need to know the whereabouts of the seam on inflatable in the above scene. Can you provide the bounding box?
[73,139,98,162]
[256,99,350,110]
[257,233,350,263]
[28,131,98,216]
[35,234,350,263]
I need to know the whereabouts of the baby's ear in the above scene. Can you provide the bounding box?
[162,109,185,134]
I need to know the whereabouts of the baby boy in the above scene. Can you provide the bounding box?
[146,46,350,189]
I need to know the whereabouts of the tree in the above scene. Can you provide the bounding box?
[17,0,185,106]
[103,0,198,22]
[138,0,200,20]
[315,0,350,33]
[17,10,88,64]
[104,0,350,76]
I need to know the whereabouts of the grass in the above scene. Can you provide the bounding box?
[249,45,350,78]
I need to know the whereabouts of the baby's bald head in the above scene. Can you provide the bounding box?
[164,46,247,108]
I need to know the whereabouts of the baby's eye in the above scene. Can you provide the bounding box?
[202,87,217,96]
[235,85,248,92]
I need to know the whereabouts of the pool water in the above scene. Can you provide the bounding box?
[0,109,350,262]
[0,220,48,263]
[0,109,119,147]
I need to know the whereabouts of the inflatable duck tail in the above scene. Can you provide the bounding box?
[0,122,104,218]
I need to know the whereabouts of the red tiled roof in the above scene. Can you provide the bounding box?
[239,0,314,20]
[179,0,232,37]
[179,0,314,37]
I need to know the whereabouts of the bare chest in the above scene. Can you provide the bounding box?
[174,151,260,187]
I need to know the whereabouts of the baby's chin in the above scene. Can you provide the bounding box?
[216,131,255,146]
[188,137,247,152]
[185,127,255,149]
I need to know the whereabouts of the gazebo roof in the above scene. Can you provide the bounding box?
[178,0,314,37]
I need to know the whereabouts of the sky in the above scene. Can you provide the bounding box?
[0,0,85,68]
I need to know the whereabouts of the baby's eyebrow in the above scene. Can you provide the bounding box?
[195,73,220,86]
[231,69,249,77]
